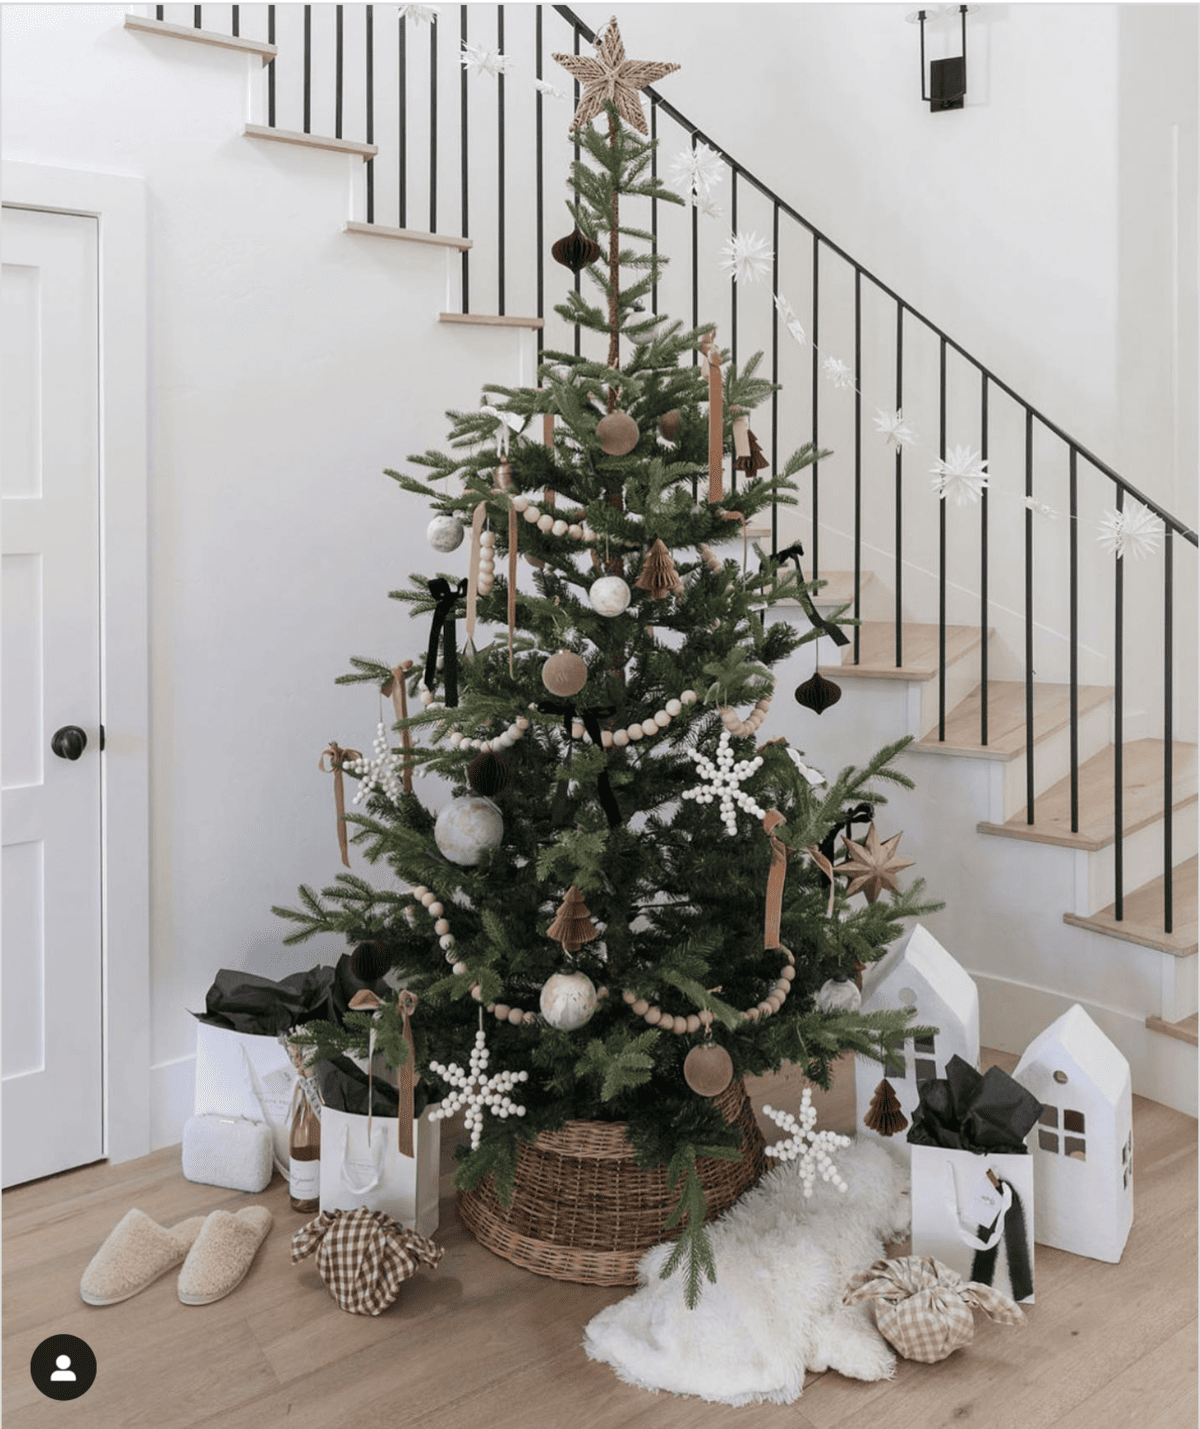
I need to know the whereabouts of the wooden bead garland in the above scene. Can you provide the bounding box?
[410,885,466,974]
[448,714,531,753]
[510,493,592,544]
[719,683,774,739]
[467,978,610,1026]
[621,947,796,1030]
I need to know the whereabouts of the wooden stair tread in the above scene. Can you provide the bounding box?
[243,124,378,159]
[345,221,472,252]
[125,15,277,63]
[439,312,544,330]
[1146,1013,1199,1047]
[978,740,1198,849]
[818,622,984,681]
[1064,856,1198,957]
[913,680,1113,761]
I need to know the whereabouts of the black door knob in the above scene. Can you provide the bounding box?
[51,725,88,761]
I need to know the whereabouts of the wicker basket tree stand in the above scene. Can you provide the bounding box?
[456,1078,767,1286]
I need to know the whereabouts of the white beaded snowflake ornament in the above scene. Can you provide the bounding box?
[681,727,766,835]
[761,1086,851,1198]
[347,722,406,805]
[428,1026,529,1151]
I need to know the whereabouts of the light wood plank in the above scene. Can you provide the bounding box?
[1147,1013,1199,1047]
[344,220,473,252]
[3,1050,1193,1429]
[818,621,985,681]
[439,312,545,330]
[914,679,1113,760]
[979,740,1198,850]
[124,15,277,64]
[243,124,378,160]
[1064,856,1198,956]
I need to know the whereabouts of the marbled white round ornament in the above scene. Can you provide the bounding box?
[589,574,632,618]
[539,971,598,1030]
[427,514,465,553]
[434,796,504,865]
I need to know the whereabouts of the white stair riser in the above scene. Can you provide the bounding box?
[1073,812,1199,916]
[998,701,1112,821]
[1055,919,1197,1023]
[914,641,986,739]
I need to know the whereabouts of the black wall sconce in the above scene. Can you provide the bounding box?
[906,4,976,112]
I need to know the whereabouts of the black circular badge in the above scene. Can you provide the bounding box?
[30,1334,97,1400]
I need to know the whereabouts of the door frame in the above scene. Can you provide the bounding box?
[2,160,150,1166]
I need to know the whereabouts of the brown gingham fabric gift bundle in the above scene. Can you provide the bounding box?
[842,1255,1024,1362]
[292,1208,443,1315]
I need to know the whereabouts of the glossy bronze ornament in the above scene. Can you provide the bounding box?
[794,670,842,715]
[551,225,602,273]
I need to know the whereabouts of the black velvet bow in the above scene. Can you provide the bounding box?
[772,543,851,647]
[907,1054,1044,1155]
[424,577,468,707]
[818,800,875,863]
[537,700,622,828]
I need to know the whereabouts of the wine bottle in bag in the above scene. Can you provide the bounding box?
[288,1047,321,1213]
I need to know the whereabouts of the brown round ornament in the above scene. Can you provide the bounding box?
[683,1042,734,1098]
[468,750,512,797]
[350,940,392,984]
[659,409,681,442]
[596,410,639,456]
[542,651,589,698]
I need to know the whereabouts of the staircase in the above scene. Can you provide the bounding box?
[122,3,1197,1114]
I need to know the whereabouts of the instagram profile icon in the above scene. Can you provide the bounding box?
[30,1334,97,1400]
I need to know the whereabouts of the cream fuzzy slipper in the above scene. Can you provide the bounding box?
[80,1209,209,1306]
[177,1206,273,1305]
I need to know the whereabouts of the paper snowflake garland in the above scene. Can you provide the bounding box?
[762,1087,851,1197]
[668,142,724,210]
[873,408,917,448]
[1023,497,1058,520]
[774,293,808,348]
[553,16,680,135]
[719,231,773,285]
[347,723,406,805]
[822,356,854,390]
[786,746,826,788]
[461,41,510,78]
[533,78,567,100]
[681,728,766,835]
[930,444,989,506]
[397,4,437,24]
[1098,500,1165,561]
[428,1027,528,1151]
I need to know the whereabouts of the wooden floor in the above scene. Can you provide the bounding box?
[4,1052,1197,1429]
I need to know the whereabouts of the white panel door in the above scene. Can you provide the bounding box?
[2,204,104,1186]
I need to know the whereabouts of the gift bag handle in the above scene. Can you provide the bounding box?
[944,1161,1012,1251]
[340,1121,385,1195]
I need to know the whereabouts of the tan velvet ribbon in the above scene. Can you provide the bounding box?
[466,500,488,645]
[763,810,792,950]
[701,331,724,503]
[805,844,838,918]
[319,742,361,867]
[543,413,556,509]
[395,989,419,1157]
[382,661,415,795]
[507,503,518,675]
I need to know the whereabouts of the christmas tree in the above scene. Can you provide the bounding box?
[276,19,938,1306]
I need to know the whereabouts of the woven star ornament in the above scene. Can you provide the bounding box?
[837,822,914,903]
[553,16,679,135]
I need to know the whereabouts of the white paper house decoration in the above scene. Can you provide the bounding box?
[854,922,980,1144]
[1012,1003,1133,1263]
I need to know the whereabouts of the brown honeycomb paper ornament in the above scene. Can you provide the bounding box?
[547,885,600,954]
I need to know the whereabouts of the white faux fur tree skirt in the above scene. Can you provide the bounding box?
[583,1138,910,1406]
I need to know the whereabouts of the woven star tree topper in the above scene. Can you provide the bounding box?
[837,822,915,903]
[681,728,766,835]
[553,15,680,135]
[762,1086,851,1197]
[427,1026,528,1151]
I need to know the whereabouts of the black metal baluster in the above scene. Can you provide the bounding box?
[232,5,239,38]
[460,6,469,311]
[1163,526,1174,932]
[194,5,201,28]
[811,238,819,579]
[267,5,276,127]
[572,24,581,359]
[691,131,699,359]
[398,12,407,228]
[729,169,738,494]
[335,5,343,139]
[980,373,989,743]
[365,5,374,223]
[938,338,947,737]
[535,5,544,360]
[1024,408,1035,822]
[429,18,437,232]
[650,98,658,317]
[1068,448,1079,832]
[853,267,862,667]
[771,200,779,553]
[156,6,164,21]
[1114,486,1125,917]
[497,6,505,315]
[895,303,904,668]
[303,5,312,133]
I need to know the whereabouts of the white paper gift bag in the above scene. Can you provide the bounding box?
[193,1023,298,1173]
[909,1145,1036,1303]
[319,1105,441,1237]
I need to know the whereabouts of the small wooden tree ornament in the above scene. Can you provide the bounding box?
[736,429,769,478]
[634,539,684,599]
[863,1079,909,1137]
[547,885,599,954]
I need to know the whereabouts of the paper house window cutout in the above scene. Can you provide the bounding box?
[1013,1003,1133,1264]
[854,923,980,1144]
